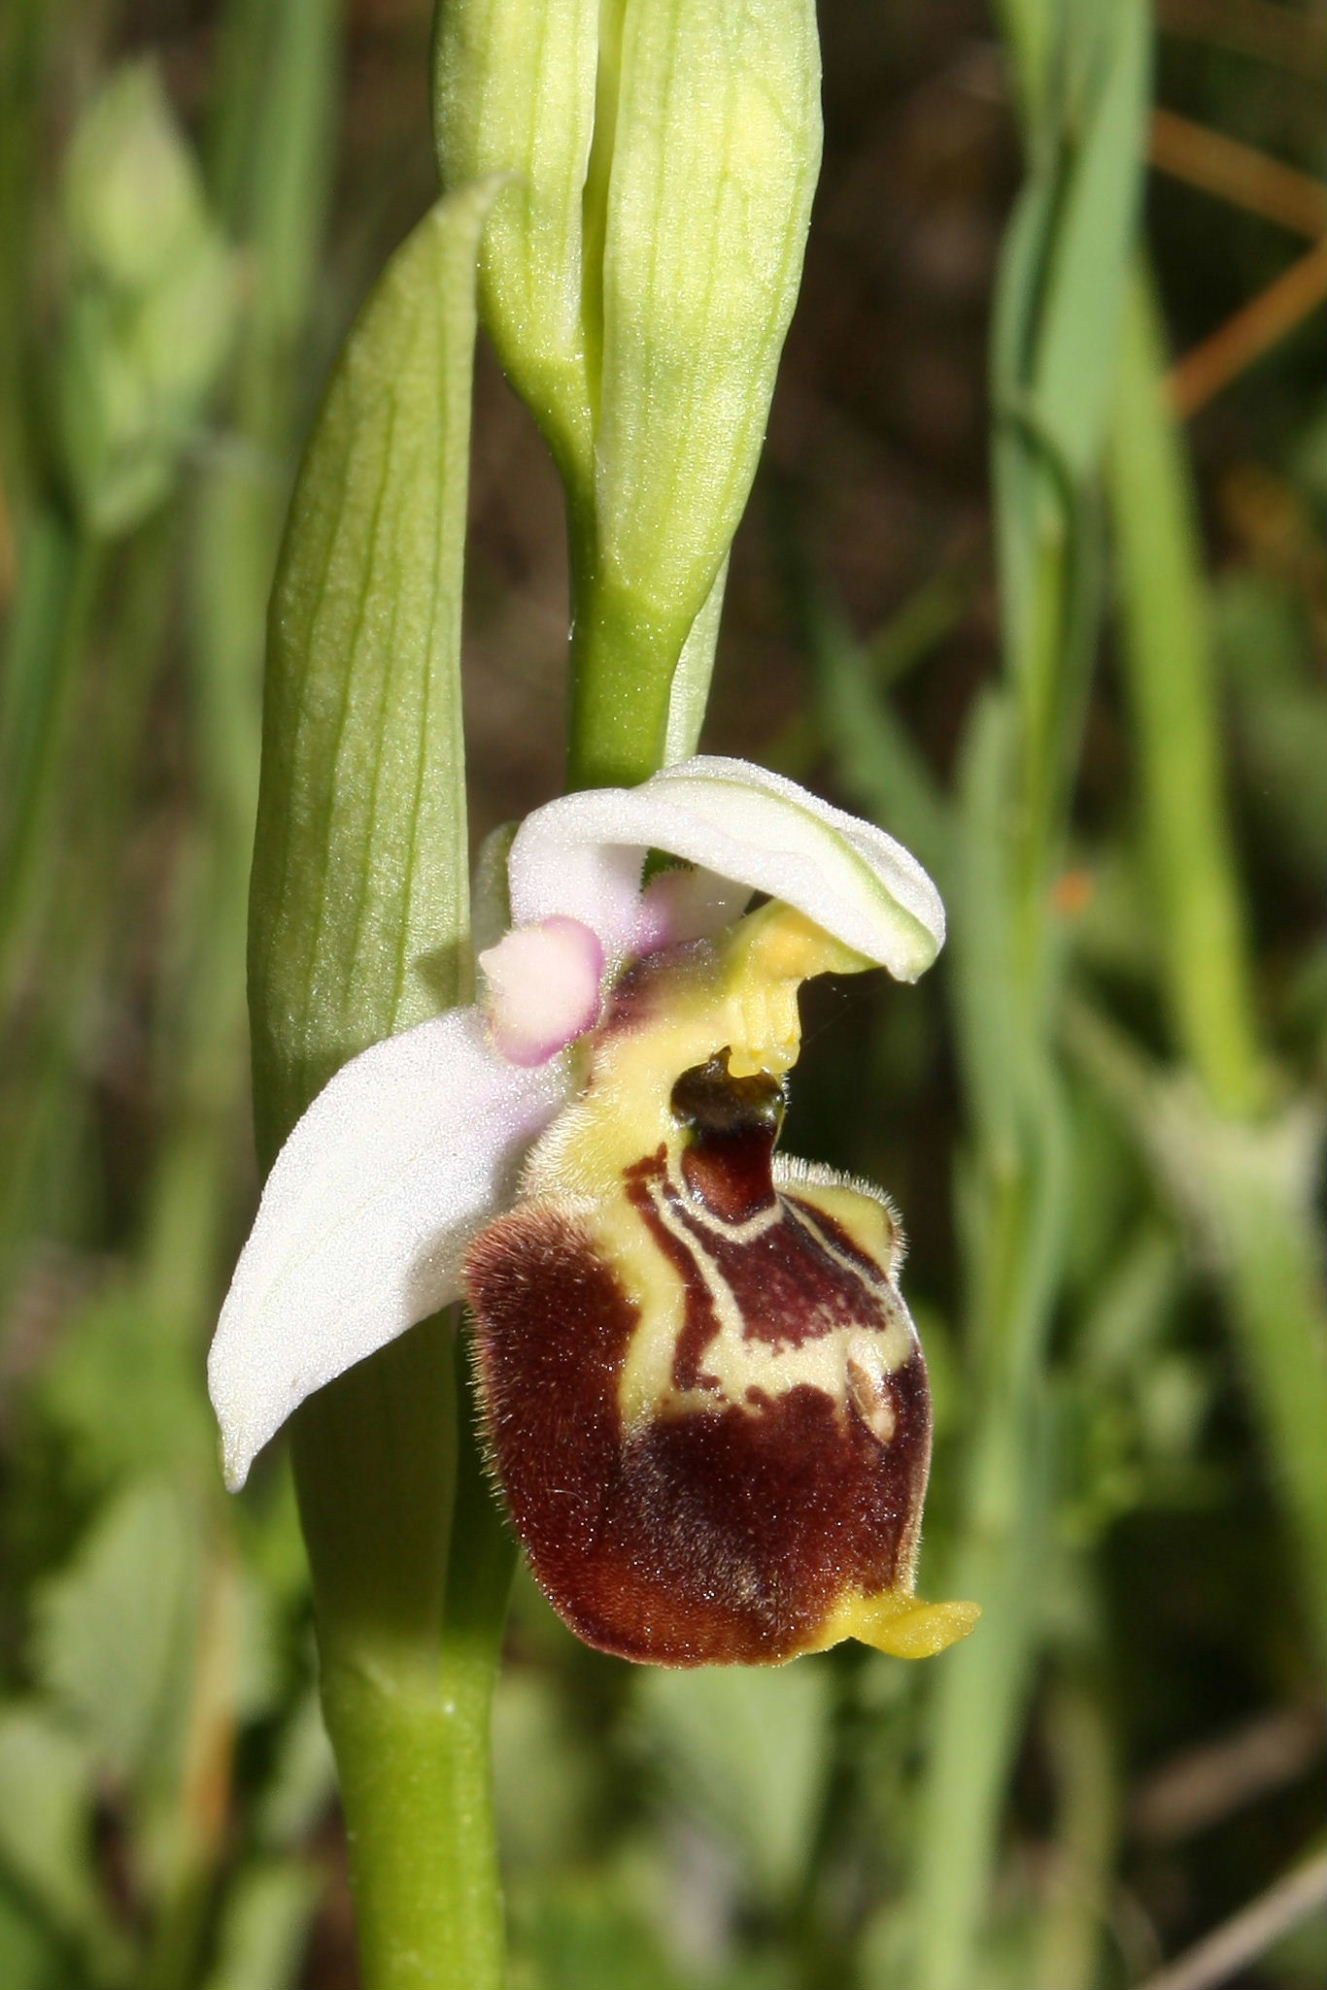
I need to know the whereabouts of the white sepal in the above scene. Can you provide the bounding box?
[508,754,944,980]
[208,1009,569,1489]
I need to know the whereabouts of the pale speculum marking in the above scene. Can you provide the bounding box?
[620,1136,918,1431]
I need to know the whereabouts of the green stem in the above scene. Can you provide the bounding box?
[1107,273,1268,1119]
[218,5,514,1982]
[0,507,103,1018]
[245,177,508,1989]
[911,0,1139,1959]
[0,0,51,528]
[1034,1669,1117,1990]
[292,1323,509,1990]
[1106,274,1327,1663]
[914,1065,1066,1990]
[912,748,1068,1990]
[566,497,694,790]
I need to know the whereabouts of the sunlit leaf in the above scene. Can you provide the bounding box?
[201,1859,319,1990]
[635,1662,831,1905]
[0,1707,124,1968]
[31,1480,199,1793]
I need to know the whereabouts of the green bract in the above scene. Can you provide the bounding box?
[250,185,498,1156]
[433,0,822,784]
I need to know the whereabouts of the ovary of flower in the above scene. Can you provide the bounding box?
[208,755,948,1497]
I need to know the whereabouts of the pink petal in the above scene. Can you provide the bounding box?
[480,916,605,1066]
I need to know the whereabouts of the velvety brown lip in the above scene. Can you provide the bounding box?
[465,1041,935,1667]
[467,1197,932,1666]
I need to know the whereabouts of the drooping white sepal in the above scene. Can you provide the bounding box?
[208,1009,570,1489]
[508,754,945,980]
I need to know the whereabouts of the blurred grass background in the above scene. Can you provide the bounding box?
[1,3,1326,1988]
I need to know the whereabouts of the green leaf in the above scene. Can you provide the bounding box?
[990,0,1148,741]
[1066,1000,1327,1660]
[1107,274,1265,1118]
[249,184,495,1153]
[517,1878,689,1990]
[990,0,1054,122]
[1030,0,1149,480]
[1214,574,1327,886]
[253,1689,336,1851]
[0,1706,124,1969]
[0,1880,62,1990]
[200,1860,320,1990]
[33,1283,215,1494]
[57,61,238,536]
[992,0,1150,472]
[949,689,1022,1175]
[803,585,956,887]
[492,1670,597,1875]
[246,184,509,1990]
[30,1481,199,1795]
[634,1661,831,1906]
[660,557,727,765]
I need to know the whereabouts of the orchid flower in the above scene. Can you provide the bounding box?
[210,755,978,1666]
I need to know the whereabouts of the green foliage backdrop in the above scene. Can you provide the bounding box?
[1,3,1324,1988]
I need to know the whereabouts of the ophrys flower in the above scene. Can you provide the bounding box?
[209,755,978,1665]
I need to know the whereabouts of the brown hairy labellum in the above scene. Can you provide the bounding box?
[465,909,979,1667]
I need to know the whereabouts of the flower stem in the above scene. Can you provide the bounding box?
[1106,275,1327,1664]
[246,179,507,1989]
[565,495,696,791]
[912,8,1149,1978]
[1107,274,1268,1120]
[292,1323,509,1990]
[0,507,103,1017]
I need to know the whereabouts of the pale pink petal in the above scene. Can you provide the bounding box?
[508,754,944,981]
[208,1009,569,1490]
[480,916,604,1065]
